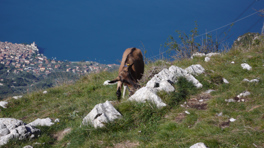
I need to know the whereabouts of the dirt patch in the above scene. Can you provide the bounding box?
[219,121,230,128]
[181,93,212,110]
[187,98,207,110]
[113,141,139,148]
[175,113,186,123]
[197,93,212,100]
[53,128,72,141]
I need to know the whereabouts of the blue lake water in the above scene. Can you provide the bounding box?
[0,0,263,64]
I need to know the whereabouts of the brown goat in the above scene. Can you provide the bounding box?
[104,48,144,99]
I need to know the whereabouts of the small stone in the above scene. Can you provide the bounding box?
[225,98,235,102]
[237,91,250,98]
[54,118,60,123]
[205,57,210,62]
[223,78,229,84]
[23,145,33,148]
[229,118,236,122]
[185,111,190,115]
[0,101,8,108]
[205,89,215,94]
[190,142,207,148]
[12,95,22,99]
[241,63,252,70]
[29,118,54,126]
[243,78,259,83]
[217,112,223,117]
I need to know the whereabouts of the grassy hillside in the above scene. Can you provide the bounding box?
[1,38,264,147]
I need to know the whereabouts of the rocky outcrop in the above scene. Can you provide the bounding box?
[0,118,40,146]
[129,65,203,108]
[128,87,167,108]
[146,65,203,89]
[82,101,122,128]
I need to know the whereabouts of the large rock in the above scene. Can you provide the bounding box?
[130,65,203,108]
[128,87,167,108]
[169,65,203,88]
[0,118,40,146]
[82,101,122,128]
[146,69,172,87]
[146,65,202,88]
[154,80,175,93]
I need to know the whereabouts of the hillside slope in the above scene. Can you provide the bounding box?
[0,37,264,147]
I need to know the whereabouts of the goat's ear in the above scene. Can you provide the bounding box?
[108,77,120,84]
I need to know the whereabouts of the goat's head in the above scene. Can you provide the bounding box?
[108,63,139,98]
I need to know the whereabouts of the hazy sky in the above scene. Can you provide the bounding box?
[0,0,263,64]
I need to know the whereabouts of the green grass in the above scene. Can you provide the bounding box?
[1,41,264,148]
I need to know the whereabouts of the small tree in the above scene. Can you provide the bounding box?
[165,21,200,58]
[201,33,220,53]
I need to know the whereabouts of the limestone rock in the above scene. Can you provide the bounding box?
[205,89,215,94]
[0,101,8,108]
[82,101,122,128]
[191,52,220,59]
[191,52,206,59]
[29,118,54,127]
[12,95,22,99]
[190,142,207,148]
[0,118,40,146]
[23,145,33,148]
[223,78,229,84]
[185,64,205,76]
[237,91,250,98]
[128,87,167,108]
[169,65,203,88]
[154,80,175,93]
[225,98,236,102]
[229,118,236,122]
[241,63,252,70]
[206,53,221,57]
[204,57,210,62]
[243,78,259,83]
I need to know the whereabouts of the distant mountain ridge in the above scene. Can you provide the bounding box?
[0,41,119,99]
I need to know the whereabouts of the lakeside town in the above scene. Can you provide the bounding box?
[0,41,118,76]
[0,41,119,98]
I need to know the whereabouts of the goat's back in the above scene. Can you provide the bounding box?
[119,48,144,81]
